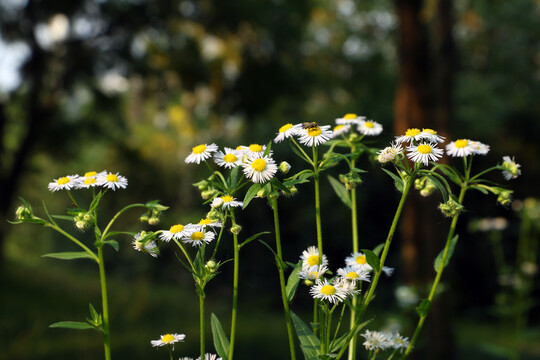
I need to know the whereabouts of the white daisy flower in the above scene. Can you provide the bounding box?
[501,156,521,180]
[395,128,424,144]
[300,246,329,268]
[337,266,371,283]
[150,333,185,348]
[377,143,403,164]
[48,175,80,192]
[179,357,194,360]
[406,142,444,166]
[310,278,348,303]
[345,252,373,272]
[446,139,474,157]
[242,153,278,183]
[357,120,383,136]
[297,124,332,147]
[274,123,302,143]
[420,128,445,143]
[75,171,106,189]
[196,354,223,360]
[336,113,366,125]
[469,141,490,155]
[132,232,159,258]
[236,143,269,157]
[97,172,128,190]
[159,224,192,242]
[331,124,351,138]
[185,143,218,164]
[298,264,328,281]
[219,195,243,209]
[389,333,410,352]
[214,147,241,168]
[197,218,222,230]
[361,330,392,351]
[333,277,360,296]
[183,229,215,247]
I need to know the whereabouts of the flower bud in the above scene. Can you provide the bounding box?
[15,205,33,221]
[339,172,362,190]
[288,185,298,196]
[304,279,314,287]
[415,177,437,197]
[75,220,89,231]
[257,188,268,198]
[211,197,224,208]
[139,213,149,223]
[439,198,465,217]
[202,189,218,200]
[497,190,513,207]
[230,224,242,235]
[279,161,291,174]
[148,216,160,226]
[205,260,217,272]
[268,191,280,200]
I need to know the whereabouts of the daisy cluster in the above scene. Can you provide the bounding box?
[299,247,394,304]
[361,330,410,353]
[185,143,278,184]
[48,171,128,192]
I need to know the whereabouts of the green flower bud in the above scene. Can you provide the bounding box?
[230,224,242,235]
[439,198,465,217]
[339,171,363,190]
[304,279,314,287]
[257,188,268,198]
[148,216,160,226]
[268,191,280,200]
[497,189,513,207]
[75,220,89,231]
[288,185,298,196]
[201,189,218,200]
[139,213,149,223]
[279,161,291,174]
[205,260,217,272]
[415,177,437,197]
[15,205,33,221]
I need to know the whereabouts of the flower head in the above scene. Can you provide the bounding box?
[242,154,278,183]
[337,266,371,283]
[185,143,218,164]
[218,195,243,209]
[395,128,424,144]
[357,120,383,136]
[501,156,521,180]
[310,278,348,303]
[336,113,365,126]
[470,141,490,155]
[97,172,128,190]
[151,333,185,348]
[377,143,403,164]
[214,148,241,168]
[274,123,302,143]
[331,124,351,138]
[361,330,392,351]
[300,246,329,268]
[132,232,159,258]
[420,128,445,143]
[160,224,192,242]
[182,229,215,247]
[48,175,79,192]
[297,124,332,147]
[345,252,373,272]
[198,218,222,230]
[446,139,474,157]
[406,142,444,166]
[197,354,223,360]
[298,264,328,281]
[75,171,105,189]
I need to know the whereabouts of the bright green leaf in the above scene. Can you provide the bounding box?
[362,249,381,273]
[42,252,97,262]
[286,263,302,302]
[291,311,320,360]
[381,168,404,193]
[416,299,431,317]
[211,313,230,360]
[327,175,351,208]
[434,235,459,273]
[49,321,97,331]
[242,183,262,209]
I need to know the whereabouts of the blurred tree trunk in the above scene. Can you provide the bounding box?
[394,0,455,358]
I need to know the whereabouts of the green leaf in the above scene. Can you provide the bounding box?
[298,170,314,182]
[289,141,312,164]
[286,263,302,302]
[329,318,372,353]
[229,165,241,190]
[372,243,384,257]
[434,235,459,273]
[95,240,119,252]
[362,249,381,273]
[242,183,262,209]
[381,168,404,193]
[211,313,230,360]
[291,311,320,360]
[145,200,169,211]
[89,191,105,212]
[49,321,97,331]
[426,174,449,202]
[470,185,489,194]
[258,240,287,270]
[327,175,351,209]
[239,231,271,249]
[42,252,97,262]
[52,215,76,221]
[263,140,273,157]
[416,299,431,317]
[436,165,462,185]
[270,177,290,194]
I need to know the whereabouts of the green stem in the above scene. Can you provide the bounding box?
[313,299,319,337]
[97,246,111,360]
[270,198,297,360]
[102,204,147,240]
[400,185,467,359]
[363,176,414,309]
[200,293,206,360]
[349,155,359,360]
[67,191,80,208]
[172,238,196,273]
[313,146,323,260]
[46,224,99,262]
[228,210,240,360]
[211,219,227,260]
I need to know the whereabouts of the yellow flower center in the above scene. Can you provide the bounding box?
[455,139,468,148]
[57,177,70,185]
[417,144,433,154]
[307,255,319,266]
[344,113,357,120]
[249,144,263,152]
[308,127,322,137]
[192,144,206,154]
[279,123,293,133]
[346,272,359,279]
[170,224,184,233]
[199,218,213,225]
[405,128,421,137]
[251,159,267,172]
[364,121,374,128]
[106,174,119,182]
[84,178,97,185]
[308,271,319,278]
[422,128,437,135]
[161,334,175,343]
[84,171,97,177]
[334,125,344,131]
[320,284,336,296]
[191,231,205,241]
[223,153,237,163]
[355,255,367,265]
[221,195,234,203]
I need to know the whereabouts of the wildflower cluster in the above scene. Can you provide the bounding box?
[48,171,128,191]
[361,329,410,353]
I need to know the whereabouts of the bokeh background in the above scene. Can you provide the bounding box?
[1,0,539,359]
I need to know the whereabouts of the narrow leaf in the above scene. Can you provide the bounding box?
[286,264,302,302]
[42,252,97,262]
[239,231,271,249]
[51,215,76,221]
[362,249,381,273]
[49,321,97,331]
[242,183,262,209]
[436,165,462,185]
[372,243,384,257]
[426,174,448,202]
[416,299,431,317]
[270,177,290,194]
[381,168,404,193]
[291,311,320,360]
[434,235,459,273]
[211,313,230,360]
[95,240,119,252]
[327,175,351,208]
